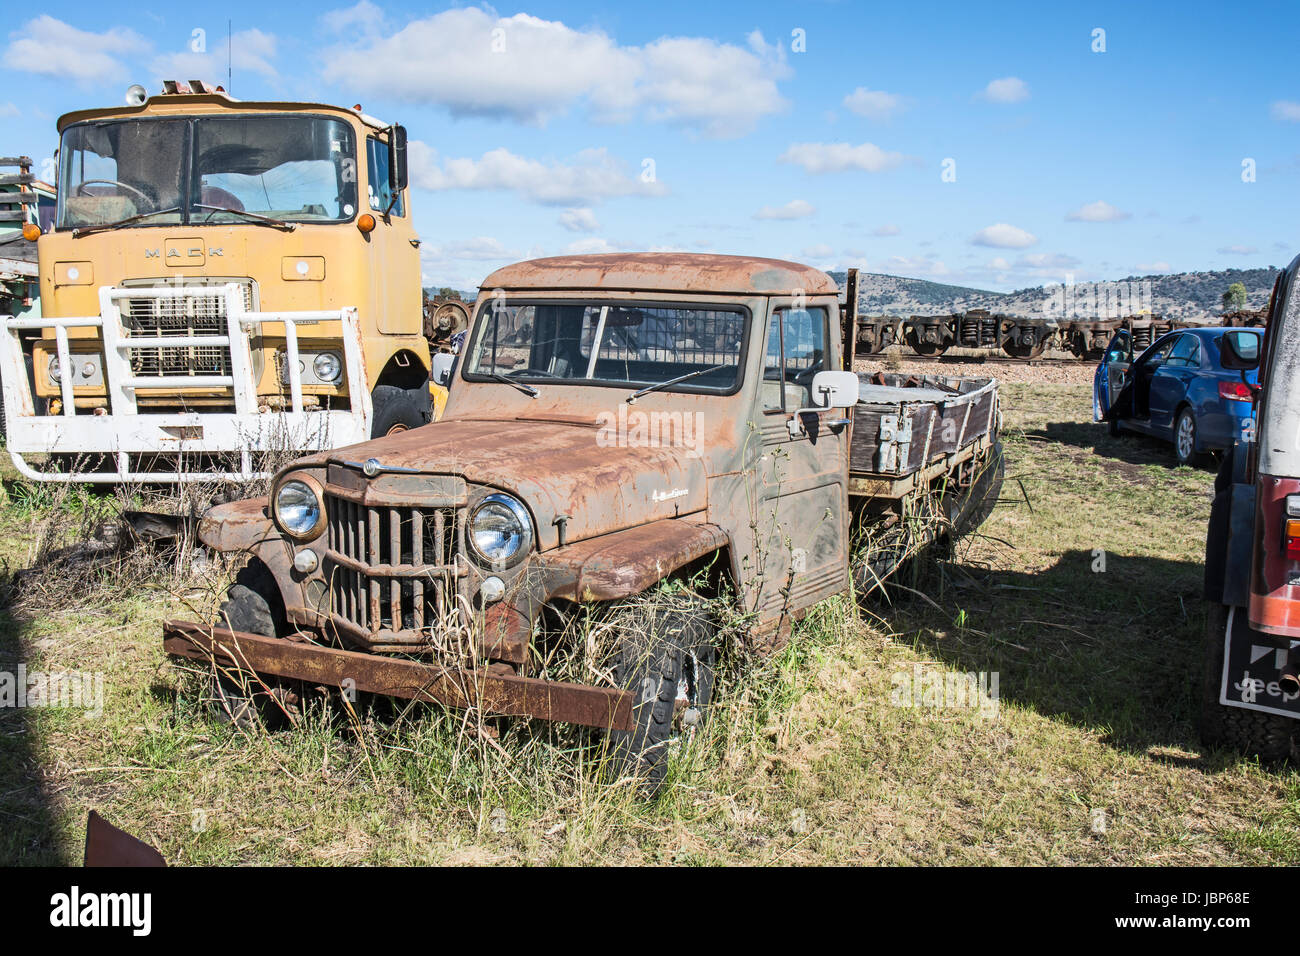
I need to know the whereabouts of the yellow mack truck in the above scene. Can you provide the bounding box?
[0,80,432,482]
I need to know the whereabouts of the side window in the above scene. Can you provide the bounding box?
[762,306,828,411]
[366,136,403,216]
[1167,334,1199,368]
[1146,337,1176,365]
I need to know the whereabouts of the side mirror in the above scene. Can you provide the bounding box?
[431,352,454,388]
[1220,330,1260,371]
[809,370,859,409]
[388,124,408,192]
[786,370,858,439]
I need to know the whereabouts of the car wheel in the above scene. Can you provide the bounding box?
[604,595,717,795]
[1200,603,1295,760]
[210,561,298,729]
[370,384,432,438]
[1174,407,1200,466]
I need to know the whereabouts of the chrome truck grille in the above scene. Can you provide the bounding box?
[324,493,465,637]
[120,280,254,378]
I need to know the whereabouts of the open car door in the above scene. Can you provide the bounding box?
[1093,328,1133,421]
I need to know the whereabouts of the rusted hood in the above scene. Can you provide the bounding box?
[313,418,709,549]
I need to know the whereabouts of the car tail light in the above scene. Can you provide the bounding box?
[1219,380,1255,402]
[1286,518,1300,560]
[1287,495,1300,518]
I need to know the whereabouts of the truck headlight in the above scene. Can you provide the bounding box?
[274,478,325,540]
[468,493,532,569]
[313,351,342,384]
[48,356,61,383]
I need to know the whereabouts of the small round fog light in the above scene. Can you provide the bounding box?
[293,549,319,574]
[481,575,505,603]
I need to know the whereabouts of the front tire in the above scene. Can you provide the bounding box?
[210,560,295,729]
[1199,602,1294,760]
[371,384,432,438]
[605,596,717,794]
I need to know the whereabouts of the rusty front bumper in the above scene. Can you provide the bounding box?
[162,620,635,731]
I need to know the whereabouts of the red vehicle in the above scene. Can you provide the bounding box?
[1202,254,1300,757]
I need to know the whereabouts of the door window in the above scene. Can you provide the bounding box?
[762,307,828,411]
[1166,334,1201,368]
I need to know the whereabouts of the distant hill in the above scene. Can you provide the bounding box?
[829,267,1282,321]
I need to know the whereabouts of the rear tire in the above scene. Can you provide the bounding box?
[1174,407,1200,466]
[370,384,432,438]
[605,596,717,794]
[1199,602,1294,760]
[947,442,1005,537]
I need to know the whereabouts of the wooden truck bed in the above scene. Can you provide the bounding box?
[847,373,1000,499]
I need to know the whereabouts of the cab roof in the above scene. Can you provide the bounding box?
[57,92,389,134]
[480,254,840,296]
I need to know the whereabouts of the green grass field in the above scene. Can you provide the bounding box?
[2,381,1297,865]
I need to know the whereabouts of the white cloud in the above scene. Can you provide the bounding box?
[565,237,628,254]
[152,28,278,82]
[842,87,906,120]
[871,223,900,236]
[971,223,1038,248]
[802,243,834,259]
[1066,200,1131,222]
[754,199,815,220]
[323,0,386,36]
[1270,100,1300,122]
[1014,252,1080,270]
[441,237,522,260]
[558,208,601,232]
[988,257,1011,270]
[408,142,667,206]
[0,103,19,118]
[1217,244,1258,255]
[5,15,147,86]
[980,76,1029,104]
[1135,261,1172,273]
[322,9,789,137]
[778,141,906,174]
[881,255,949,277]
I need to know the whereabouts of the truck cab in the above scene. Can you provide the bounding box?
[0,81,431,483]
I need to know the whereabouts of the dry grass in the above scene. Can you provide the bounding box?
[2,381,1298,865]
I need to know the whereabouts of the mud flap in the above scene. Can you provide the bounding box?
[1218,606,1300,718]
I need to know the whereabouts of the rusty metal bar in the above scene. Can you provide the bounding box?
[368,507,380,629]
[163,620,634,731]
[412,508,425,631]
[390,507,401,628]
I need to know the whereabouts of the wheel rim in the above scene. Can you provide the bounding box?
[674,648,712,736]
[1178,415,1194,459]
[385,422,409,436]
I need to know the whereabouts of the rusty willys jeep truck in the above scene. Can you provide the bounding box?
[162,255,1003,787]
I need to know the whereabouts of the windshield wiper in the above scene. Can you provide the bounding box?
[72,206,181,238]
[193,204,296,231]
[487,371,539,398]
[627,364,729,403]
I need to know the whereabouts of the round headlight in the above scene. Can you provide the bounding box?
[48,356,61,383]
[275,479,323,539]
[313,351,343,384]
[468,493,532,568]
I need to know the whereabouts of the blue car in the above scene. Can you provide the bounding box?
[1093,325,1262,465]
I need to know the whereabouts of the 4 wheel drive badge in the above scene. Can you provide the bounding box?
[362,457,382,477]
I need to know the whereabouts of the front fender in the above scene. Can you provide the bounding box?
[198,497,277,553]
[540,517,729,602]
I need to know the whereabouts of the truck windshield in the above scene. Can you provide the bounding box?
[465,301,747,393]
[58,115,358,230]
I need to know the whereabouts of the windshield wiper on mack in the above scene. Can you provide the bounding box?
[627,364,729,403]
[193,205,296,231]
[72,206,181,238]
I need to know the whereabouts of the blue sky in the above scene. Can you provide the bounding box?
[2,0,1296,292]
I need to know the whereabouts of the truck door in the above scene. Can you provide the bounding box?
[753,302,850,624]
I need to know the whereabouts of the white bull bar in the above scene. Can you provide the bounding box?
[0,283,372,482]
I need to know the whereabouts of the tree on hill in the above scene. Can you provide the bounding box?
[1221,282,1248,312]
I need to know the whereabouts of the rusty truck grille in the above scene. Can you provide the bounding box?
[121,281,254,378]
[324,494,463,635]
